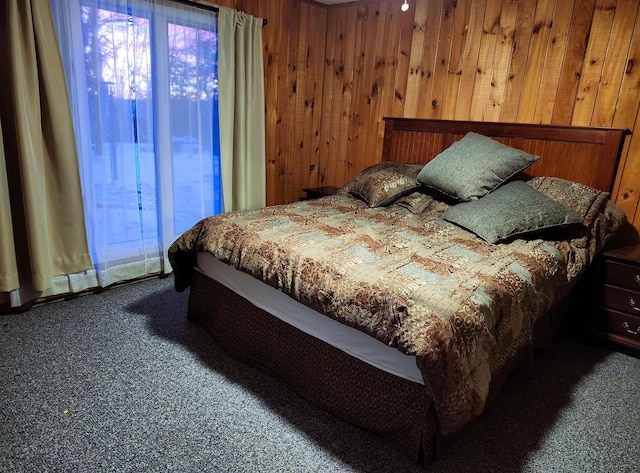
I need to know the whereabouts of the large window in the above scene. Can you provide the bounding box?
[51,0,222,284]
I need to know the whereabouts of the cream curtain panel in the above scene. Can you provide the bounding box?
[217,7,266,211]
[0,120,19,294]
[0,0,92,310]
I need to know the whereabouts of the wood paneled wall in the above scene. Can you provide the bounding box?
[203,0,640,237]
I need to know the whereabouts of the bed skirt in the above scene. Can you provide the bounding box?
[186,270,440,464]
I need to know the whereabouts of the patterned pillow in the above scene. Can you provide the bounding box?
[394,192,435,214]
[526,176,610,227]
[339,162,424,196]
[349,168,421,207]
[443,180,583,244]
[417,132,539,202]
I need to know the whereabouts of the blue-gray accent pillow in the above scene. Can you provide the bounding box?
[417,132,539,202]
[442,180,583,244]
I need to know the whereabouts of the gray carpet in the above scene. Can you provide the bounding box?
[1,277,639,473]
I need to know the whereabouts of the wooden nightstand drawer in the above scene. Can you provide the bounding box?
[602,259,640,291]
[572,241,640,355]
[589,307,640,350]
[598,284,640,316]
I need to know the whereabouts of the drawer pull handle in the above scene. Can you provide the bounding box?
[636,274,640,285]
[631,298,640,312]
[623,322,640,335]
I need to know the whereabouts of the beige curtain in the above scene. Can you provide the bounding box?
[0,119,19,293]
[0,0,91,308]
[217,7,266,211]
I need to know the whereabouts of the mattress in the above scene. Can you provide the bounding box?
[196,251,425,384]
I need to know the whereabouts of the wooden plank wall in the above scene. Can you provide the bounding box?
[202,0,640,237]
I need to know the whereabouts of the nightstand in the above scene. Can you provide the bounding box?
[302,186,340,200]
[581,242,640,353]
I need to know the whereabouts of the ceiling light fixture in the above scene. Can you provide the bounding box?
[401,0,409,11]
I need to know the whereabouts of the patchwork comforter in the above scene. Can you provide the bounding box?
[169,183,625,435]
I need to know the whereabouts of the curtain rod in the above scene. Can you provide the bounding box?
[170,0,268,26]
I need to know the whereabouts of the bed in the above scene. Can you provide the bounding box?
[168,118,628,465]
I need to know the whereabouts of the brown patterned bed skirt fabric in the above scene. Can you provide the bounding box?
[187,270,439,464]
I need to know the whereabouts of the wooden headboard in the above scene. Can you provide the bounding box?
[382,118,628,193]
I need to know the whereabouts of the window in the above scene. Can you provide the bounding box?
[51,0,222,285]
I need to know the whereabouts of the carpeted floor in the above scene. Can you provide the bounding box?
[1,277,639,472]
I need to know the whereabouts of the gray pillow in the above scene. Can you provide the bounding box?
[417,132,539,201]
[442,180,583,244]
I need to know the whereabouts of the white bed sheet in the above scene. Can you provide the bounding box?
[196,252,424,385]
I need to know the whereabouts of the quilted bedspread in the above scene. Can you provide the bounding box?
[169,191,625,435]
